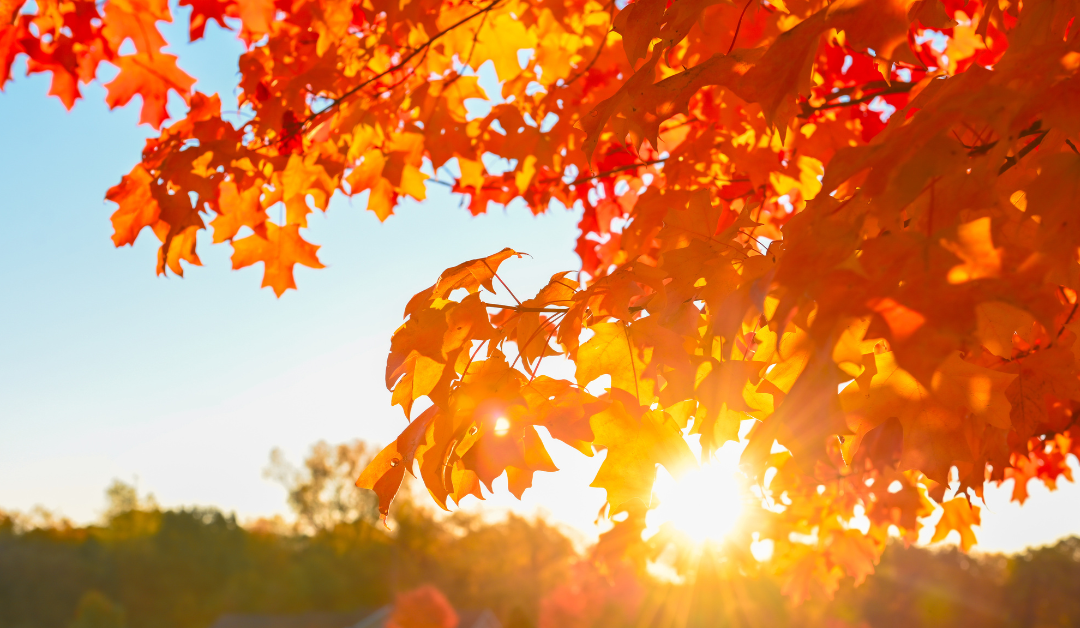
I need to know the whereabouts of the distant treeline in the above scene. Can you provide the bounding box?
[2,441,1078,628]
[4,500,1080,628]
[0,501,575,628]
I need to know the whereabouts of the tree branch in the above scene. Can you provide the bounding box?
[564,1,616,87]
[298,0,508,132]
[484,302,647,313]
[567,158,667,186]
[728,0,755,55]
[798,81,916,118]
[999,129,1048,175]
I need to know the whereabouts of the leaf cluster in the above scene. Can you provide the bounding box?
[6,0,1080,597]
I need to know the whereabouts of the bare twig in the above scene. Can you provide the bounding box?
[483,260,521,305]
[564,1,616,87]
[999,129,1048,175]
[728,0,755,55]
[567,158,667,186]
[798,81,916,118]
[484,302,647,313]
[299,0,508,132]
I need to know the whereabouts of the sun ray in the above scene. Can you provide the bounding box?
[646,441,747,544]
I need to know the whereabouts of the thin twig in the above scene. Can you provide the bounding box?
[530,317,565,382]
[461,338,490,378]
[483,260,521,305]
[728,0,755,55]
[624,321,640,401]
[483,302,647,313]
[798,81,916,118]
[567,158,667,186]
[999,130,1048,175]
[564,1,616,87]
[299,0,508,132]
[509,312,565,375]
[462,8,489,69]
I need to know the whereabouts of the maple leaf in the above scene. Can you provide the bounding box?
[107,165,160,247]
[355,405,439,522]
[104,53,195,128]
[576,322,654,405]
[589,395,696,509]
[14,0,1080,596]
[930,495,981,552]
[841,351,1015,483]
[825,529,880,586]
[404,248,523,317]
[692,358,767,459]
[210,181,266,243]
[231,223,325,296]
[101,0,170,54]
[776,545,843,607]
[178,0,233,40]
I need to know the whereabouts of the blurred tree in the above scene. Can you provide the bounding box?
[265,441,378,534]
[388,586,457,628]
[432,513,575,622]
[69,591,126,628]
[102,482,138,521]
[1004,537,1080,627]
[825,544,1007,628]
[5,443,1080,628]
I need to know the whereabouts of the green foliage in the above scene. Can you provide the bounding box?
[265,441,379,535]
[0,497,573,628]
[70,592,126,628]
[3,456,1080,628]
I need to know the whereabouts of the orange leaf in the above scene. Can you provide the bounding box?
[231,223,324,296]
[931,495,981,552]
[103,53,195,128]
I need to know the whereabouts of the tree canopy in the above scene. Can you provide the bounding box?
[5,0,1080,599]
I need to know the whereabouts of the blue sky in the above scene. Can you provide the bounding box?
[1,15,1079,553]
[0,19,607,532]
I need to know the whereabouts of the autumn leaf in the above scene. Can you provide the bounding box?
[107,165,160,247]
[103,53,195,128]
[589,396,696,509]
[231,223,325,296]
[576,322,653,405]
[931,496,981,552]
[11,0,1080,595]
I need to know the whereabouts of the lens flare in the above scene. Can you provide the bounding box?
[646,442,745,543]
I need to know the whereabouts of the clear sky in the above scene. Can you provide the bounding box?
[1,15,1078,554]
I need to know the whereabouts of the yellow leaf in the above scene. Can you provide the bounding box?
[942,217,1002,284]
[931,496,981,552]
[590,401,696,509]
[576,322,654,404]
[975,301,1035,359]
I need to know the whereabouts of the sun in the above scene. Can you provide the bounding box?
[645,441,746,544]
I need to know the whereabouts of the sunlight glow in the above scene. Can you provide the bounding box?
[493,417,511,436]
[646,442,746,543]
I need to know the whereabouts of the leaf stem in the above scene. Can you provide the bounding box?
[301,0,508,132]
[728,0,755,55]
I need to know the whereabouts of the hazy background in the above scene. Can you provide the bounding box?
[1,14,1079,553]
